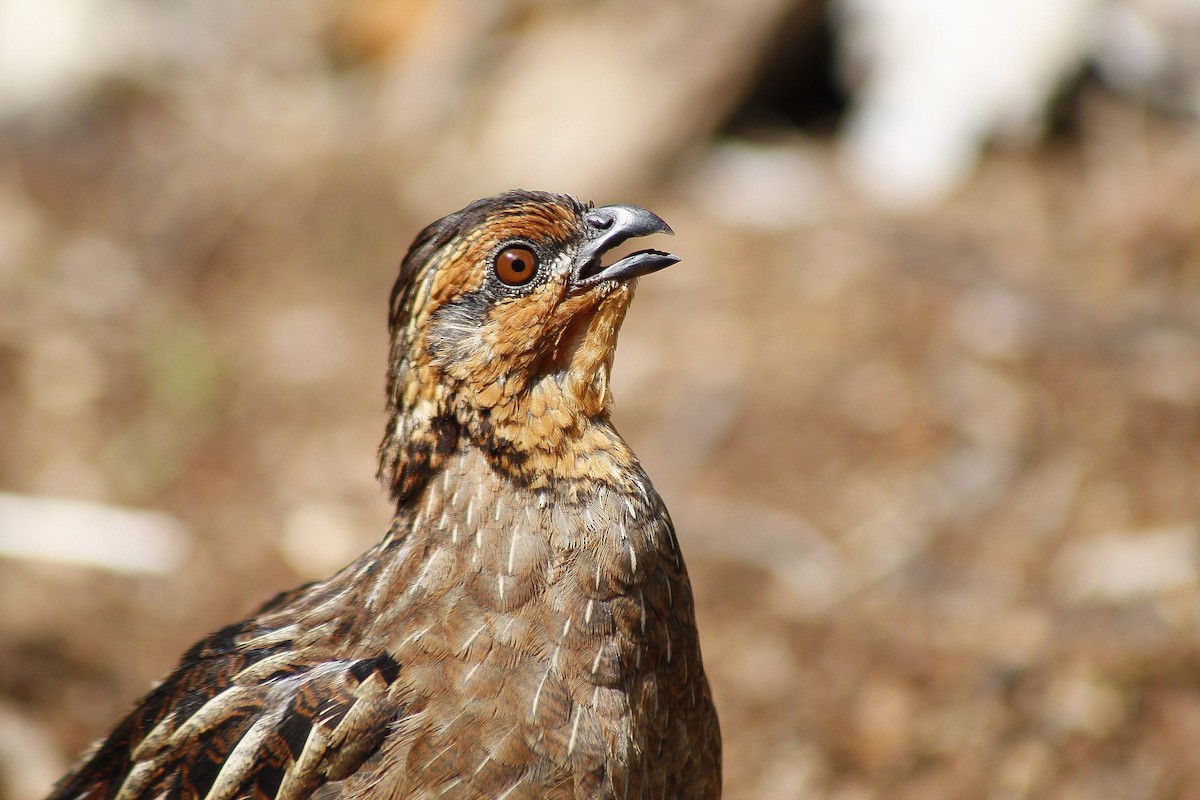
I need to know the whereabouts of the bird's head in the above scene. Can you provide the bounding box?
[378,190,679,502]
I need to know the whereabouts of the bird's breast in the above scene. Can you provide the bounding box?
[354,446,713,798]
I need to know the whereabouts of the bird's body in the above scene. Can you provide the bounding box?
[49,191,720,800]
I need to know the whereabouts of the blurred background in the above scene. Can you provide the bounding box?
[2,0,1200,798]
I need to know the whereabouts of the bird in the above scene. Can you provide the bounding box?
[47,190,721,800]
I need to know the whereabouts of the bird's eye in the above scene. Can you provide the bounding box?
[493,245,539,287]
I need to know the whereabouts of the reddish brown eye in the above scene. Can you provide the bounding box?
[493,245,539,287]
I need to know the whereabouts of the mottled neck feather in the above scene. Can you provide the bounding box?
[378,286,638,504]
[284,445,682,649]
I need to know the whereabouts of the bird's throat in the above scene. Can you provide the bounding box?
[380,285,639,502]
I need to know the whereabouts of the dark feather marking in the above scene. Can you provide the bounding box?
[192,621,246,658]
[347,654,399,685]
[183,750,223,799]
[372,654,400,685]
[256,582,319,615]
[276,706,312,759]
[253,761,286,800]
[473,412,531,475]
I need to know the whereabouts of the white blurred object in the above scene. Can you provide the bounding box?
[834,0,1200,209]
[1054,525,1199,602]
[836,0,1101,209]
[1096,0,1200,114]
[0,492,190,575]
[280,500,359,578]
[0,0,146,118]
[0,705,65,800]
[684,139,827,230]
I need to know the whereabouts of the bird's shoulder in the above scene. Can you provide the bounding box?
[50,590,405,800]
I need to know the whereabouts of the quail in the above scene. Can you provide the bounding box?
[48,190,721,800]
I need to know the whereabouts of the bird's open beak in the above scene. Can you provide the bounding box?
[571,204,680,289]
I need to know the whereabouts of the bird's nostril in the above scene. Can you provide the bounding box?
[585,211,614,230]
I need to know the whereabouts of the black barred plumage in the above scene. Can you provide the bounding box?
[48,191,720,800]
